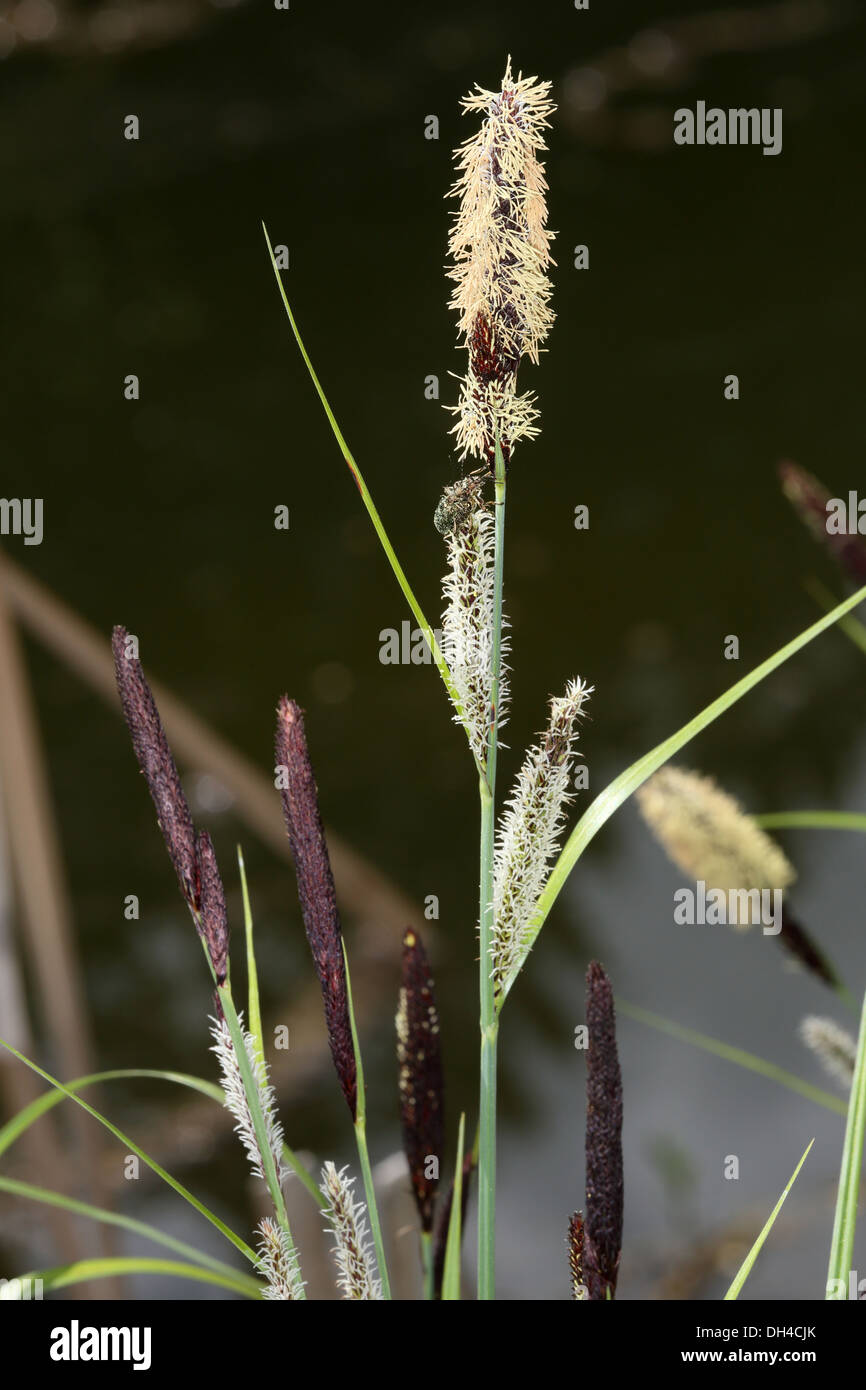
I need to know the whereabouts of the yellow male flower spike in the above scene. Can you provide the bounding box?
[636,766,796,912]
[446,56,556,470]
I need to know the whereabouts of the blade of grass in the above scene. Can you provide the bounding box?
[262,222,481,776]
[0,1036,257,1265]
[497,580,866,1006]
[237,845,265,1071]
[0,1175,262,1293]
[756,811,866,833]
[0,1067,224,1159]
[441,1113,466,1302]
[826,987,866,1299]
[724,1140,814,1300]
[619,1002,846,1116]
[0,1257,262,1299]
[342,941,391,1299]
[804,576,866,657]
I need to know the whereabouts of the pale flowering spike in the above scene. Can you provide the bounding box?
[440,504,510,763]
[637,766,840,988]
[256,1216,305,1301]
[320,1161,382,1301]
[209,1013,287,1189]
[635,766,796,913]
[800,1016,857,1088]
[491,679,591,996]
[446,56,556,470]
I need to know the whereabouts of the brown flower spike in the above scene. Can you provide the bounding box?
[778,460,866,586]
[396,927,444,1234]
[112,625,198,912]
[575,961,623,1301]
[447,57,556,471]
[275,697,357,1117]
[196,830,229,986]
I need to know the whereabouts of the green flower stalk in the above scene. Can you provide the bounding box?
[445,57,559,1300]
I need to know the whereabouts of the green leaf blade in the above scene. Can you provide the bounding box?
[724,1140,814,1300]
[826,988,866,1299]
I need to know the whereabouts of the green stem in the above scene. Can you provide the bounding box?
[262,222,482,775]
[420,1229,434,1300]
[342,941,391,1299]
[756,811,866,833]
[354,1117,391,1299]
[477,441,506,1300]
[477,776,497,1301]
[826,987,866,1298]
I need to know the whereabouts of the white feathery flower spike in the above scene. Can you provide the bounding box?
[209,1012,287,1188]
[256,1216,305,1301]
[320,1161,382,1300]
[446,56,556,470]
[491,679,590,996]
[800,1016,857,1088]
[441,503,510,763]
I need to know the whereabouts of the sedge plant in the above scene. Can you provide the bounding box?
[3,60,866,1302]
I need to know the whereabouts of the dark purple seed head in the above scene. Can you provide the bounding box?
[583,960,623,1300]
[396,926,445,1233]
[196,830,229,986]
[112,626,198,912]
[275,696,356,1118]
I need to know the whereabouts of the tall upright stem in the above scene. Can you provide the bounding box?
[478,440,506,1300]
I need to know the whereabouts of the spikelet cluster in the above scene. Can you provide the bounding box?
[441,505,510,762]
[567,1212,588,1300]
[447,57,556,470]
[636,766,796,922]
[800,1016,857,1088]
[491,679,590,995]
[256,1217,305,1301]
[320,1162,381,1300]
[209,1013,287,1189]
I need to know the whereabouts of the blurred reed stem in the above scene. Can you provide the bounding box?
[0,565,118,1295]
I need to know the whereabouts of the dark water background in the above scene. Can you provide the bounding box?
[2,0,866,1299]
